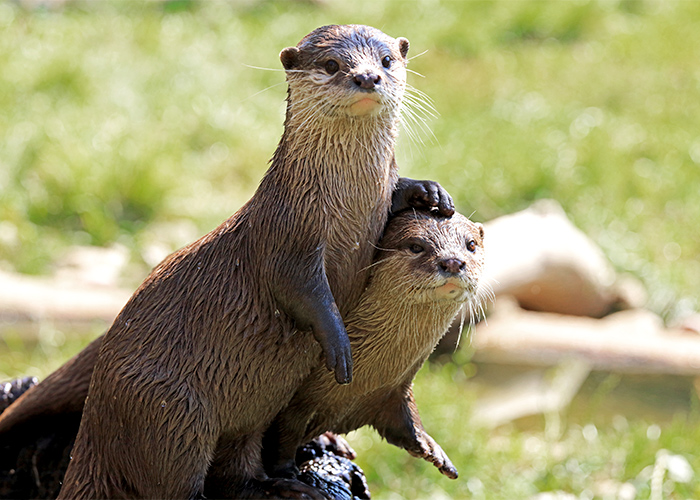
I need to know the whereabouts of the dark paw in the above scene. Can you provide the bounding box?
[271,460,300,480]
[391,177,455,217]
[321,335,353,385]
[298,454,370,500]
[259,477,328,500]
[315,432,357,460]
[300,433,357,461]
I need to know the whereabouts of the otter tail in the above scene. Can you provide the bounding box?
[0,336,102,435]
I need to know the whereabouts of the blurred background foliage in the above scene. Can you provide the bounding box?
[2,0,700,498]
[1,0,699,320]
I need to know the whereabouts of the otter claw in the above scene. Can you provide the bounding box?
[438,457,459,480]
[332,353,352,385]
[314,432,357,460]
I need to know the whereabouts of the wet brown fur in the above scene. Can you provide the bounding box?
[53,24,412,500]
[265,211,485,481]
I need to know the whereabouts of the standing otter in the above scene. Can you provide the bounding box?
[264,210,485,483]
[56,25,452,499]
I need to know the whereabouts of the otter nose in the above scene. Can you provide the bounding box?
[439,258,466,276]
[353,72,380,89]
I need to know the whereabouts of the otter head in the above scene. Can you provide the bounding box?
[280,24,409,118]
[374,210,485,305]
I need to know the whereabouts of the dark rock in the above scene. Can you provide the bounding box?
[0,378,38,414]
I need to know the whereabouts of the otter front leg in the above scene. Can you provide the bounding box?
[272,255,352,385]
[391,177,455,216]
[372,385,458,479]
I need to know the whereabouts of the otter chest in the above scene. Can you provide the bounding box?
[321,164,396,310]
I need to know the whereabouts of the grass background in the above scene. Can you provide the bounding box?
[1,0,700,498]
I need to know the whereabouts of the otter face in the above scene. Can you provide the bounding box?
[375,211,485,304]
[280,25,409,118]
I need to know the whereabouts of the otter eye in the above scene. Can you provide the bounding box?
[466,240,477,253]
[324,59,339,75]
[381,55,392,68]
[409,243,424,254]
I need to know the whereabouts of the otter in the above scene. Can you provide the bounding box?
[263,210,485,484]
[53,24,452,499]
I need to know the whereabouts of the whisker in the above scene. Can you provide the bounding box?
[406,68,426,78]
[408,49,429,61]
[357,254,396,274]
[243,64,286,72]
[399,85,440,150]
[454,305,467,352]
[241,81,287,102]
[367,239,397,252]
[243,64,311,74]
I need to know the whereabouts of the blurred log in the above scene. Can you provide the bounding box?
[473,299,700,376]
[436,200,648,355]
[470,359,591,428]
[481,199,645,318]
[0,269,130,326]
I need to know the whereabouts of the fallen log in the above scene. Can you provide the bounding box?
[473,300,700,376]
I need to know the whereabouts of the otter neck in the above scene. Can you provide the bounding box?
[272,102,401,187]
[351,296,461,356]
[342,296,462,392]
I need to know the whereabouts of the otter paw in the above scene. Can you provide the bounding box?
[270,460,300,480]
[321,334,353,385]
[391,178,455,217]
[408,431,459,480]
[255,477,328,500]
[314,432,357,460]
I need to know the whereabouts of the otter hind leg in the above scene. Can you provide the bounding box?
[59,424,214,500]
[206,432,325,500]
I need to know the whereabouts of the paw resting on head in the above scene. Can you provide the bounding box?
[391,177,455,217]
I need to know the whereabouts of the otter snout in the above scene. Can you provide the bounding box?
[438,257,466,276]
[353,71,381,90]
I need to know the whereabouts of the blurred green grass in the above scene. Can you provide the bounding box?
[2,0,700,498]
[1,0,699,318]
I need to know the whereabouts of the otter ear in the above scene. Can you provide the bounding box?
[476,223,485,241]
[280,47,300,70]
[397,37,409,60]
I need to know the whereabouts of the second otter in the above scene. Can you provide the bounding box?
[264,210,485,482]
